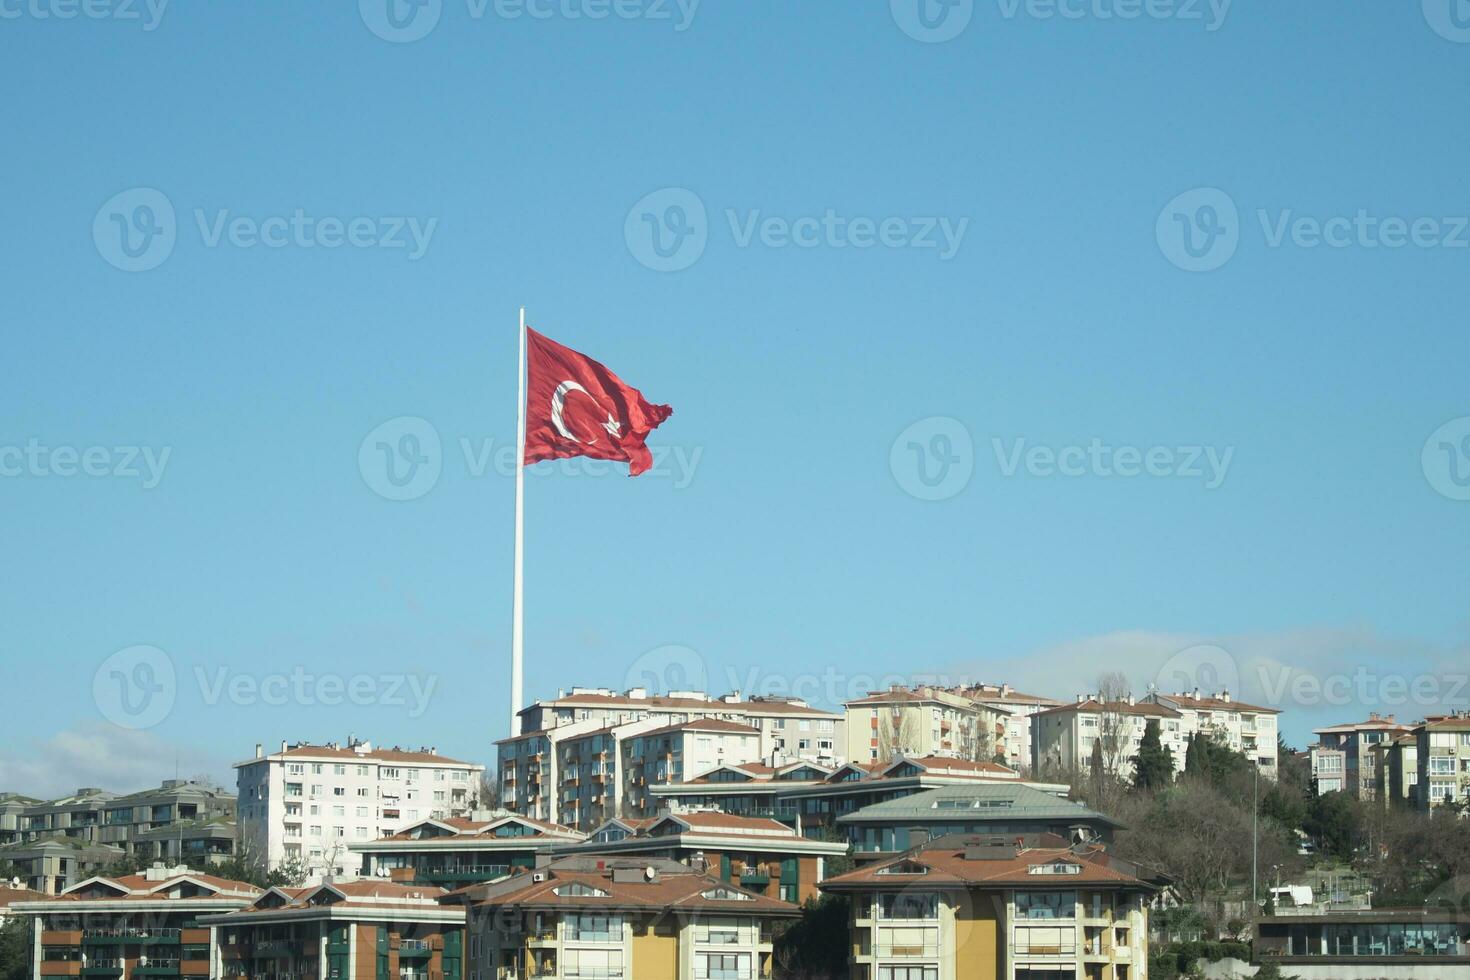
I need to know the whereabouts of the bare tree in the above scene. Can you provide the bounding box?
[472,771,502,812]
[1095,672,1135,778]
[877,710,917,763]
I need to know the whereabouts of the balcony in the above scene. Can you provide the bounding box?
[397,940,432,959]
[84,929,181,946]
[133,962,182,977]
[79,963,124,977]
[418,865,509,885]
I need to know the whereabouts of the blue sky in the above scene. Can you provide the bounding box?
[3,0,1469,796]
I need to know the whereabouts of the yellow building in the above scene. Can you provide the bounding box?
[455,855,800,980]
[820,834,1160,980]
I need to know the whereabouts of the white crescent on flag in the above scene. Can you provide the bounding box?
[551,380,622,445]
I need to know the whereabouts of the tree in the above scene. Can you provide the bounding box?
[876,709,917,763]
[471,771,502,812]
[1095,672,1135,778]
[1304,791,1360,862]
[772,894,850,980]
[1134,719,1175,792]
[0,917,28,980]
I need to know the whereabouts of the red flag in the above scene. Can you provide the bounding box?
[523,327,673,476]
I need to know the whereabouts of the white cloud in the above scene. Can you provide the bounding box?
[945,625,1470,744]
[0,724,230,800]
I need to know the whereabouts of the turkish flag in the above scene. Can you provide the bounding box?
[523,327,673,476]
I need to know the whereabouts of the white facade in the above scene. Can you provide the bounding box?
[1144,690,1281,778]
[499,688,842,826]
[234,738,484,874]
[957,684,1063,774]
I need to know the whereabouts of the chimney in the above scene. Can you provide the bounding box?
[1002,684,1011,697]
[1077,694,1087,704]
[1220,690,1231,703]
[255,743,263,759]
[1126,694,1136,706]
[280,740,287,753]
[1387,714,1395,723]
[1192,688,1200,701]
[1369,712,1380,722]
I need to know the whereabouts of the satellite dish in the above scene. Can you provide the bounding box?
[644,866,656,881]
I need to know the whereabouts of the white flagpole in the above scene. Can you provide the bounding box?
[511,306,526,738]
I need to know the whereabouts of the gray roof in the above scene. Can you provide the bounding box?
[834,783,1123,828]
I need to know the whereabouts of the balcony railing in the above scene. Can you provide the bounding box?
[1014,943,1077,956]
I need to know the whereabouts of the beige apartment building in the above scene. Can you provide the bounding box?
[1309,713,1414,800]
[1416,712,1470,812]
[498,688,842,826]
[844,686,1006,765]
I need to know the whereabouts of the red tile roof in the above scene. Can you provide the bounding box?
[457,864,798,916]
[821,840,1154,890]
[1034,700,1181,719]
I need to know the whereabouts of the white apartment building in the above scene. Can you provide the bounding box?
[498,687,842,826]
[1034,689,1281,780]
[843,686,1006,764]
[1142,689,1281,778]
[952,683,1063,774]
[1032,696,1184,777]
[234,737,484,874]
[1416,712,1470,812]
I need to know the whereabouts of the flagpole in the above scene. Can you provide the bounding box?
[511,306,526,738]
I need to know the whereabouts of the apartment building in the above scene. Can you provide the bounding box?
[0,838,124,895]
[130,818,238,869]
[952,685,1063,775]
[1372,733,1419,807]
[498,687,842,827]
[836,783,1124,859]
[618,719,761,823]
[820,834,1158,980]
[9,782,236,857]
[457,855,799,980]
[1416,712,1470,812]
[12,864,262,980]
[212,880,466,980]
[1254,908,1470,979]
[1140,690,1281,777]
[1309,713,1414,800]
[351,813,585,887]
[0,794,41,845]
[845,686,1007,765]
[561,810,849,904]
[1031,696,1185,779]
[234,739,484,875]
